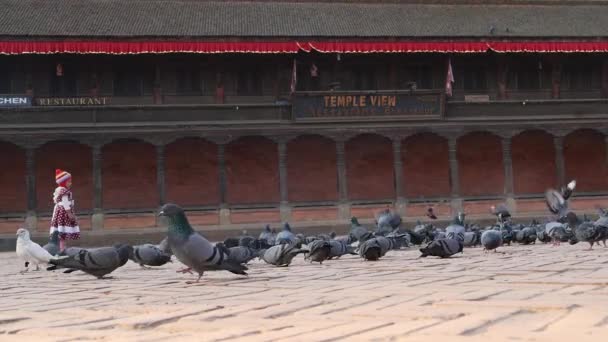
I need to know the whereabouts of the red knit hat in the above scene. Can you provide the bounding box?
[55,169,72,186]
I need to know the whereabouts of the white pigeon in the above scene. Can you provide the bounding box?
[16,228,53,273]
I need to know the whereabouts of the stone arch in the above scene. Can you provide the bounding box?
[564,129,608,192]
[0,141,26,213]
[346,133,394,201]
[512,130,556,194]
[403,132,450,198]
[457,131,504,196]
[102,139,158,210]
[165,137,219,207]
[225,136,279,204]
[287,134,337,202]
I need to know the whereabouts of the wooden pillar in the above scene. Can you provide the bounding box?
[217,142,230,224]
[217,143,227,206]
[156,145,166,206]
[448,137,460,197]
[448,136,462,212]
[25,147,37,229]
[153,63,162,104]
[554,136,566,186]
[551,61,562,99]
[278,139,291,221]
[502,136,514,196]
[92,144,104,230]
[25,147,36,212]
[496,58,508,100]
[602,60,608,98]
[336,139,350,219]
[392,138,404,201]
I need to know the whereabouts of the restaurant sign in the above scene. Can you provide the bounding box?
[35,97,110,106]
[0,95,32,107]
[292,91,444,120]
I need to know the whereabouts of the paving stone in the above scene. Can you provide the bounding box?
[0,243,607,340]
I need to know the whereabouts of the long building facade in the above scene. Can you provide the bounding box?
[2,0,608,234]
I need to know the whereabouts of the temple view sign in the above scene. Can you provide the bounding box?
[292,90,444,120]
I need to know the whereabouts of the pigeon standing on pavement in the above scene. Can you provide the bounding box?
[129,243,172,268]
[328,240,357,259]
[47,244,132,279]
[350,217,373,243]
[481,230,503,252]
[565,212,600,250]
[261,243,307,266]
[16,228,54,272]
[259,224,276,246]
[305,240,332,264]
[419,238,463,258]
[445,212,466,242]
[276,223,296,245]
[159,203,248,282]
[358,236,394,261]
[42,230,60,256]
[219,243,261,264]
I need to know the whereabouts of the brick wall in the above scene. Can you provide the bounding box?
[287,135,338,202]
[225,136,279,204]
[0,142,26,213]
[458,132,505,196]
[102,140,158,209]
[564,129,608,192]
[403,132,450,198]
[512,130,557,194]
[346,134,394,201]
[165,138,219,206]
[35,141,93,213]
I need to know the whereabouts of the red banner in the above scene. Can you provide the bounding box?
[2,40,608,55]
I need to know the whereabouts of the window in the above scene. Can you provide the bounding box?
[354,69,376,90]
[176,68,201,94]
[463,67,487,90]
[563,65,599,90]
[50,66,78,96]
[401,66,432,89]
[236,70,262,95]
[114,69,143,96]
[0,66,10,93]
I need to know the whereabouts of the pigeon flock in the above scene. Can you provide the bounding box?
[13,179,608,282]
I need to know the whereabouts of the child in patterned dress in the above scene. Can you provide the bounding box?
[50,169,80,252]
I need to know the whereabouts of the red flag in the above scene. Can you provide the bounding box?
[290,59,297,94]
[445,58,454,97]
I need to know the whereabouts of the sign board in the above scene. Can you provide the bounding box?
[464,94,490,103]
[292,91,444,120]
[35,97,110,106]
[0,95,32,107]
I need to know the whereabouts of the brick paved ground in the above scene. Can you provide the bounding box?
[1,243,607,342]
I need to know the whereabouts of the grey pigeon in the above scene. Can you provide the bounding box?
[276,223,296,245]
[385,228,411,249]
[419,238,463,258]
[566,212,600,250]
[223,237,240,248]
[514,227,537,245]
[481,230,503,252]
[59,246,84,257]
[546,181,576,220]
[545,221,569,245]
[358,236,394,261]
[350,217,374,243]
[376,209,402,229]
[259,225,276,246]
[220,244,260,264]
[129,244,172,268]
[490,204,511,223]
[463,231,481,247]
[328,240,357,259]
[160,203,248,282]
[261,243,307,266]
[445,212,466,242]
[43,230,60,256]
[158,237,172,255]
[305,240,331,264]
[47,245,132,279]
